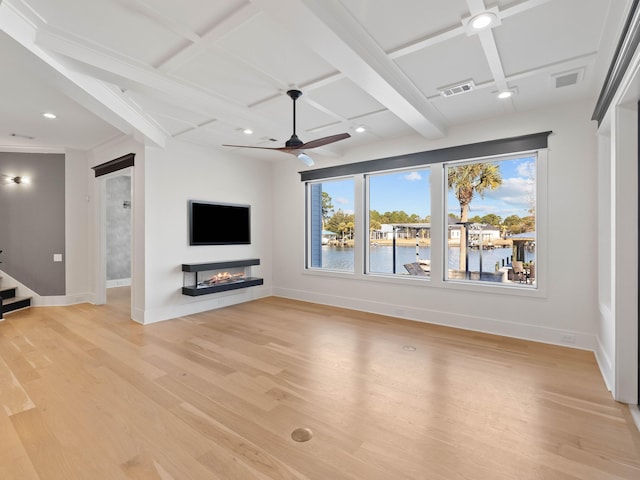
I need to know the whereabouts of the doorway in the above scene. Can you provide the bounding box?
[94,163,135,319]
[105,173,132,312]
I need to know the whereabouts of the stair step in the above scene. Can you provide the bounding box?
[1,296,32,318]
[1,287,17,300]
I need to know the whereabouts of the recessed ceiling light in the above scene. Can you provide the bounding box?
[243,128,253,135]
[498,91,513,99]
[471,13,494,30]
[355,126,366,133]
[43,112,57,119]
[463,10,501,35]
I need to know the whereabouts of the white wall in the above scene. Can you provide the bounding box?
[65,149,91,301]
[141,139,273,323]
[272,100,600,350]
[610,103,638,403]
[596,131,614,390]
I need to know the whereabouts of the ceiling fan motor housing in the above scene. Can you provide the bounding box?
[285,134,303,148]
[287,89,302,101]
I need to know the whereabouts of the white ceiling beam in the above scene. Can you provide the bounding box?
[388,25,465,60]
[156,3,261,73]
[0,0,168,147]
[500,0,553,18]
[33,27,292,142]
[389,0,553,61]
[113,0,200,43]
[249,0,446,139]
[466,0,513,112]
[477,30,509,92]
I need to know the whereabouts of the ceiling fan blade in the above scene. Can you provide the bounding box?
[223,90,349,161]
[300,133,351,149]
[222,144,290,151]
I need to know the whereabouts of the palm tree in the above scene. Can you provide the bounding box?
[321,191,334,230]
[448,163,502,271]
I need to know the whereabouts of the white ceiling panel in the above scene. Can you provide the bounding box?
[355,109,416,140]
[395,34,494,98]
[339,0,468,52]
[509,72,593,112]
[145,0,248,36]
[215,13,337,90]
[172,47,279,105]
[430,89,511,126]
[309,77,385,121]
[495,0,610,77]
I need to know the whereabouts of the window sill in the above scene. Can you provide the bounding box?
[303,267,546,298]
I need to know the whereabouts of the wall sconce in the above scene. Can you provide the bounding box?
[1,173,28,185]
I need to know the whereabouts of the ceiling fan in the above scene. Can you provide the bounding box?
[223,89,350,166]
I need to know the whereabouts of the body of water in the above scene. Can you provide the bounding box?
[320,245,534,274]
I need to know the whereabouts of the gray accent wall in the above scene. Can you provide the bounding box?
[0,152,65,295]
[106,175,131,281]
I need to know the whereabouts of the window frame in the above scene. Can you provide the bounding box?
[302,134,549,298]
[305,175,357,274]
[364,166,432,279]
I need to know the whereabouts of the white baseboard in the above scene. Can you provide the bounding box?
[272,287,597,351]
[31,293,94,307]
[140,286,273,324]
[594,335,614,392]
[630,405,640,433]
[107,278,131,288]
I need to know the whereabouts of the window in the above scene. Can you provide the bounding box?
[445,155,536,286]
[307,178,355,272]
[302,131,548,291]
[366,168,431,276]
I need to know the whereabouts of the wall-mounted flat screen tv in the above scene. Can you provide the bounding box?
[188,200,251,245]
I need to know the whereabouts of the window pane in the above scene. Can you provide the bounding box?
[367,168,431,276]
[307,178,355,272]
[445,156,536,286]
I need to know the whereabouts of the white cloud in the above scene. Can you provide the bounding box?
[484,177,534,210]
[517,161,536,179]
[335,197,350,205]
[404,171,422,181]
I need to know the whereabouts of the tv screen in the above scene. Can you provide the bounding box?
[189,200,251,245]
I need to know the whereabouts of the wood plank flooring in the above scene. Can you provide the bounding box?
[1,287,639,479]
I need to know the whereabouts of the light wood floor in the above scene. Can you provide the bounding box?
[1,287,639,479]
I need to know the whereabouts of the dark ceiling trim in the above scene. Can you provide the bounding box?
[300,131,552,182]
[592,0,640,126]
[92,153,135,177]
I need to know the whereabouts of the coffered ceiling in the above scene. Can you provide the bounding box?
[0,0,630,160]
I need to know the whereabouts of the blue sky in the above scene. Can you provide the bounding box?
[321,155,536,220]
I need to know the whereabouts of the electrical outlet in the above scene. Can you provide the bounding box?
[560,333,576,345]
[53,254,63,262]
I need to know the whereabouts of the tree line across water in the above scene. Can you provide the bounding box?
[323,207,534,238]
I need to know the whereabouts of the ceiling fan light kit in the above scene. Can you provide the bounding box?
[223,89,350,166]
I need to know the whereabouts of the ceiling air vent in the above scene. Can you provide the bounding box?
[551,68,584,89]
[439,80,475,97]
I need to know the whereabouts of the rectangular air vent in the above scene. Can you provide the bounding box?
[439,80,475,97]
[551,68,584,88]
